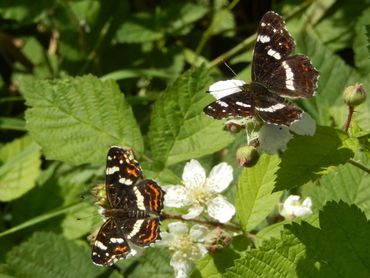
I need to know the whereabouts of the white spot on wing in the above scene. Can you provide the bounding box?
[95,240,108,250]
[119,177,133,185]
[257,35,270,43]
[110,238,125,244]
[127,219,144,239]
[282,61,295,90]
[261,22,266,27]
[256,103,286,112]
[236,101,251,108]
[217,101,229,107]
[134,187,146,210]
[267,49,281,60]
[106,166,119,175]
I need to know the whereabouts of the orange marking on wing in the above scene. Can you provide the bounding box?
[115,245,129,253]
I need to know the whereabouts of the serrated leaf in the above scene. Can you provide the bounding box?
[288,201,370,277]
[303,156,370,217]
[0,136,41,201]
[5,232,104,278]
[148,66,234,166]
[225,231,305,278]
[236,154,281,232]
[354,7,370,74]
[226,201,370,277]
[275,126,354,191]
[193,236,249,278]
[20,75,143,165]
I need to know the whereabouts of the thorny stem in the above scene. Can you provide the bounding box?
[161,212,243,234]
[344,106,354,133]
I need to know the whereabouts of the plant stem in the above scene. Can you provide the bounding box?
[344,106,354,132]
[349,158,370,174]
[161,212,243,234]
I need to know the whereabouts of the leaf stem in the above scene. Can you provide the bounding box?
[344,106,354,133]
[161,212,243,234]
[348,158,370,174]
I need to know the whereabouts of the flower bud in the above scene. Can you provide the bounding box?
[236,145,260,167]
[91,183,107,207]
[343,83,367,107]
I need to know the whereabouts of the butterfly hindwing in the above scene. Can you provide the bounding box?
[130,179,165,215]
[263,55,319,98]
[92,219,130,266]
[122,218,161,247]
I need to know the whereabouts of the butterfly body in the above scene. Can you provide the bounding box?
[91,147,165,266]
[204,11,319,126]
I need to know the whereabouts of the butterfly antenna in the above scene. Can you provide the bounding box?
[223,60,238,78]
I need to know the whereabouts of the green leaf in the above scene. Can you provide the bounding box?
[0,136,41,201]
[288,201,370,277]
[122,247,173,278]
[148,66,234,166]
[354,7,370,74]
[226,201,370,277]
[114,13,164,44]
[303,156,370,217]
[0,117,26,131]
[193,236,249,278]
[20,75,143,165]
[367,24,370,55]
[225,230,305,278]
[275,126,354,191]
[236,154,282,232]
[5,232,104,277]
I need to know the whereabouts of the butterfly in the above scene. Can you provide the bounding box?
[91,146,165,266]
[204,11,319,126]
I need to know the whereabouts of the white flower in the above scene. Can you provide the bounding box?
[208,79,246,100]
[164,160,235,223]
[279,195,313,219]
[158,222,209,278]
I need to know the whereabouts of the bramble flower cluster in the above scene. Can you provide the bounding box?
[164,159,236,223]
[279,195,313,219]
[158,222,209,278]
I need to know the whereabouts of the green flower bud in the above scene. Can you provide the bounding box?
[236,145,260,167]
[91,183,108,207]
[343,83,367,107]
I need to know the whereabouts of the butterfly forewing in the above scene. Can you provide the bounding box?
[203,90,254,119]
[252,11,295,82]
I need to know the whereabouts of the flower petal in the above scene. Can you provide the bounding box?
[207,162,233,193]
[156,232,176,246]
[259,124,293,154]
[168,222,188,236]
[207,196,235,223]
[302,197,313,208]
[189,224,209,242]
[195,243,208,259]
[290,112,316,136]
[209,80,246,100]
[182,160,206,189]
[293,206,312,218]
[164,186,189,208]
[170,252,192,278]
[182,206,204,220]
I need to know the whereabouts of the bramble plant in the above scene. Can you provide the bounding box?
[0,1,370,278]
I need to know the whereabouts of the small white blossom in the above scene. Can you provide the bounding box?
[279,195,313,219]
[164,160,235,223]
[158,222,209,278]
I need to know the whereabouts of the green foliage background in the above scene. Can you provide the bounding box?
[0,0,369,277]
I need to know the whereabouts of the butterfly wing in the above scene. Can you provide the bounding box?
[254,88,302,125]
[203,90,255,119]
[252,11,295,83]
[91,218,130,266]
[105,146,142,208]
[122,218,161,247]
